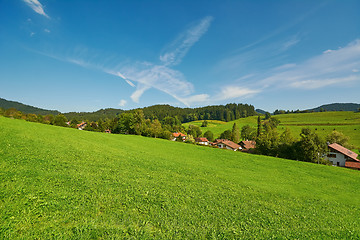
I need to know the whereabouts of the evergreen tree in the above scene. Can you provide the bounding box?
[257,116,261,137]
[231,123,240,143]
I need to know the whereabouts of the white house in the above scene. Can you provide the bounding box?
[195,137,209,145]
[327,143,359,169]
[172,132,186,141]
[213,139,241,151]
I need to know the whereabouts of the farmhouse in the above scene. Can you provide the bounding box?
[195,137,209,145]
[239,140,256,152]
[77,122,87,130]
[172,132,186,141]
[327,143,360,170]
[214,139,241,151]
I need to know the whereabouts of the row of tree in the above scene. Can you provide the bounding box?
[135,103,257,123]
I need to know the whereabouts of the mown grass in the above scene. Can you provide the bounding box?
[1,116,360,239]
[185,112,360,149]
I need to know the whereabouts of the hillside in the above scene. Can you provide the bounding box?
[1,116,360,238]
[64,108,124,122]
[185,111,360,149]
[308,103,360,112]
[0,97,60,115]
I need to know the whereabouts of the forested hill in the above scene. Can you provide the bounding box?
[138,103,257,123]
[64,108,124,122]
[308,103,360,112]
[0,97,60,115]
[1,97,257,122]
[63,104,257,123]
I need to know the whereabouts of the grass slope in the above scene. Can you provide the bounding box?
[185,112,360,149]
[1,117,360,239]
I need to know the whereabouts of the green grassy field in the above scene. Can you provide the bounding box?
[1,116,360,239]
[184,112,360,149]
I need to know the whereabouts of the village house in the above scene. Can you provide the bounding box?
[172,132,186,141]
[77,122,87,130]
[213,139,241,151]
[105,129,111,133]
[327,143,360,170]
[195,137,209,145]
[239,140,256,152]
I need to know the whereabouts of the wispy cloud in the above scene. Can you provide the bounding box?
[160,16,213,66]
[23,0,50,18]
[118,99,127,107]
[262,39,360,89]
[216,86,260,100]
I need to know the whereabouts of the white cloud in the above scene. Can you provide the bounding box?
[120,63,194,105]
[160,16,213,66]
[180,94,211,106]
[118,99,127,107]
[282,36,300,50]
[44,28,50,33]
[216,86,260,100]
[125,79,136,87]
[130,84,151,103]
[290,76,360,89]
[116,72,126,79]
[23,0,50,18]
[323,49,333,54]
[259,39,360,90]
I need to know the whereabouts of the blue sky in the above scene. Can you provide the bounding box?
[0,0,359,113]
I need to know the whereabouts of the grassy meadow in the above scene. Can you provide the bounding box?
[1,116,360,238]
[184,111,360,150]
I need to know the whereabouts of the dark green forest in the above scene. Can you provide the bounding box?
[0,98,60,115]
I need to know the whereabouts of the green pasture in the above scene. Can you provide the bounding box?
[185,112,360,149]
[1,116,360,239]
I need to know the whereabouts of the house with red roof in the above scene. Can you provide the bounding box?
[214,139,241,151]
[172,132,186,141]
[195,137,209,145]
[327,143,359,170]
[239,140,256,152]
[77,122,87,130]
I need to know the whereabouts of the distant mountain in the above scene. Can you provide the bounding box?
[256,109,267,115]
[0,97,60,115]
[308,103,360,112]
[64,108,124,122]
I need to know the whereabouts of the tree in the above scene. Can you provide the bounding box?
[256,123,280,156]
[219,130,232,140]
[53,114,68,127]
[297,128,327,163]
[201,120,208,127]
[149,119,163,138]
[326,130,353,149]
[241,125,255,140]
[231,123,240,143]
[204,130,214,142]
[264,112,271,120]
[257,116,261,137]
[43,114,55,125]
[278,128,296,159]
[187,125,202,138]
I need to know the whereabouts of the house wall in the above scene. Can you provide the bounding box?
[225,146,236,151]
[327,151,346,167]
